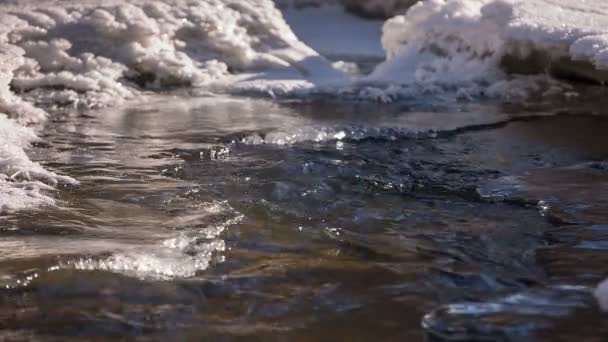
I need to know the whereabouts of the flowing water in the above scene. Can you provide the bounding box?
[2,93,608,341]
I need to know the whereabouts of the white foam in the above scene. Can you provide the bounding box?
[72,241,225,279]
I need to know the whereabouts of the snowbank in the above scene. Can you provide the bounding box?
[0,0,341,211]
[2,0,607,116]
[0,0,342,116]
[372,0,608,88]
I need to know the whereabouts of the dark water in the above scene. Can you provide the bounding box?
[2,94,608,341]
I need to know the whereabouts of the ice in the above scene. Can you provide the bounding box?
[241,109,531,146]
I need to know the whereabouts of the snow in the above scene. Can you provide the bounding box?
[0,0,341,211]
[373,0,608,88]
[2,0,606,112]
[0,114,75,211]
[0,0,344,117]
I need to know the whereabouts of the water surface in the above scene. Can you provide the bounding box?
[2,94,608,340]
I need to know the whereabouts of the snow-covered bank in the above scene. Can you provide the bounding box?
[0,0,343,118]
[2,0,607,118]
[373,0,608,88]
[0,0,341,211]
[2,0,608,211]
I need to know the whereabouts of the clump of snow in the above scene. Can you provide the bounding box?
[371,0,608,89]
[0,114,75,211]
[0,45,47,124]
[0,0,342,113]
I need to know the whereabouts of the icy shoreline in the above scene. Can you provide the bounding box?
[1,0,608,212]
[1,0,607,122]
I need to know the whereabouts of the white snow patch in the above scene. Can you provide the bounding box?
[0,114,75,211]
[0,0,343,115]
[371,0,608,89]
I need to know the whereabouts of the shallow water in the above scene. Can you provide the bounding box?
[2,94,608,340]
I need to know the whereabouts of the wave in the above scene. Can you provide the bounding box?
[70,200,242,279]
